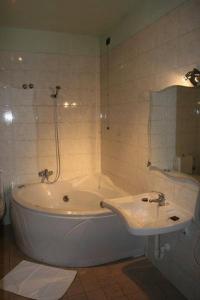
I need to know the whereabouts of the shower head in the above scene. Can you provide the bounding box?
[51,86,61,98]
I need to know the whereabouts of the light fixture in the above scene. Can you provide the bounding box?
[3,111,14,124]
[185,68,200,87]
[63,101,77,108]
[63,102,69,108]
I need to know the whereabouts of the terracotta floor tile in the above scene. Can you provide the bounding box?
[67,277,85,296]
[0,290,27,300]
[97,275,117,288]
[119,280,141,296]
[126,291,150,300]
[102,282,124,300]
[0,290,11,300]
[81,277,101,292]
[111,297,128,300]
[86,289,107,300]
[66,293,88,300]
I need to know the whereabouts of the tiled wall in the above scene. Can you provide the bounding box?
[0,35,100,198]
[100,0,200,298]
[100,0,200,195]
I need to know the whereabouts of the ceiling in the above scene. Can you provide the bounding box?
[0,0,139,36]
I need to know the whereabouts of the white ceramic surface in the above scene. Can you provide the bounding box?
[11,174,145,267]
[102,192,193,236]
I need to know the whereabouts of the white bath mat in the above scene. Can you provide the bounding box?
[0,260,77,300]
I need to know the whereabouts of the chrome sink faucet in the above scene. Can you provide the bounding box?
[38,169,53,183]
[149,192,166,206]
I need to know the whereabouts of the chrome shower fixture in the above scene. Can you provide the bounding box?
[51,86,61,98]
[22,83,34,89]
[43,86,61,184]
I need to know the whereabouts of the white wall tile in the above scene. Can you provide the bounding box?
[0,34,100,189]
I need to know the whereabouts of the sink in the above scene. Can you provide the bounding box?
[102,192,193,236]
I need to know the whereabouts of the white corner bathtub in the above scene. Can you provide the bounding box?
[11,174,145,267]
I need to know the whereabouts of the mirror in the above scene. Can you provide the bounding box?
[150,85,200,181]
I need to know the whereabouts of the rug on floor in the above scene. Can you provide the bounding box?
[0,260,77,300]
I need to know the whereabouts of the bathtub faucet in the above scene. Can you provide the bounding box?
[38,169,53,183]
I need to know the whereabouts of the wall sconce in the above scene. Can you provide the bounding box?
[185,68,200,87]
[63,102,69,108]
[63,101,77,108]
[3,110,14,124]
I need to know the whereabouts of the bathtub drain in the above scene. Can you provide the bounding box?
[63,195,70,202]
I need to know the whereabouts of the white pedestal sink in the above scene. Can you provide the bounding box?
[102,192,192,236]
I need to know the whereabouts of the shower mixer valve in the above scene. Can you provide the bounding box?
[38,169,53,183]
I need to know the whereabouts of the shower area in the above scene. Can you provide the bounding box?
[0,42,146,266]
[0,43,101,222]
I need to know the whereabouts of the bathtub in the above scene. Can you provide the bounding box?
[11,174,145,267]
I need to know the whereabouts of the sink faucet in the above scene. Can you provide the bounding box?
[38,169,53,183]
[149,192,166,206]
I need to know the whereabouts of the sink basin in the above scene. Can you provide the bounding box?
[102,192,193,236]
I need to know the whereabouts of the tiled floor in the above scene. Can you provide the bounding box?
[0,225,186,300]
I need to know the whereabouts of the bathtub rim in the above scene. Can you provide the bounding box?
[12,185,114,218]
